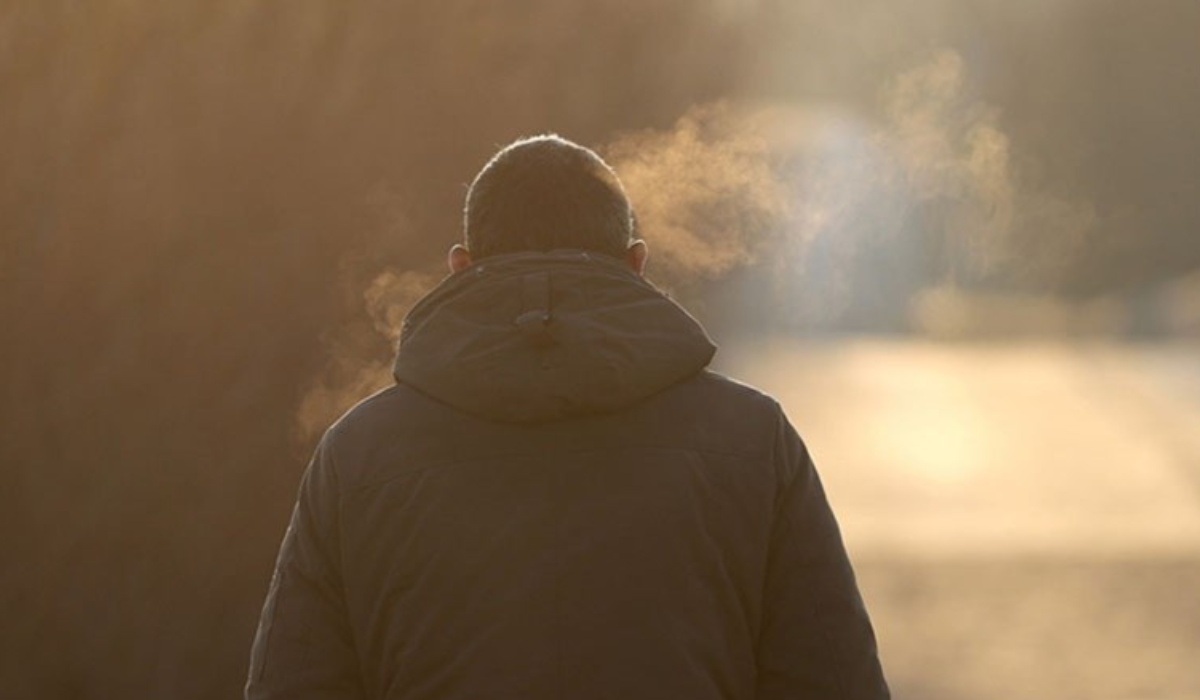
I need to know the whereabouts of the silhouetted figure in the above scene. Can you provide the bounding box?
[246,135,889,699]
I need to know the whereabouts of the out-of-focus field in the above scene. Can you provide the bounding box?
[721,338,1200,700]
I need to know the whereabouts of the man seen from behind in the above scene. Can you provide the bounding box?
[246,134,890,700]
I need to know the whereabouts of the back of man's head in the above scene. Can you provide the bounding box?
[463,135,635,260]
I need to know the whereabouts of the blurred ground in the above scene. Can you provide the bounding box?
[720,338,1200,700]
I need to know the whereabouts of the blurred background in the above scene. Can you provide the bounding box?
[2,1,1198,697]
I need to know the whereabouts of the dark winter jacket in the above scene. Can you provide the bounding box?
[246,250,889,700]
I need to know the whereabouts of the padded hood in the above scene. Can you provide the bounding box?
[393,250,716,422]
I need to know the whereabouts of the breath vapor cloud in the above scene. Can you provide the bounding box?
[603,49,1097,328]
[300,48,1100,436]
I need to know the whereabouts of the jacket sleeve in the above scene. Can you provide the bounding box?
[246,434,365,700]
[756,411,890,700]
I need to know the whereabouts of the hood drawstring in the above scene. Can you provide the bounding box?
[514,270,556,351]
[394,251,715,422]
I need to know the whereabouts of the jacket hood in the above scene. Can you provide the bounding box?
[393,250,716,423]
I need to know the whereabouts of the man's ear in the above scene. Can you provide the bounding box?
[625,239,648,276]
[448,244,473,273]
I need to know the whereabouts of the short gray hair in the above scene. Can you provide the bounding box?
[464,135,635,259]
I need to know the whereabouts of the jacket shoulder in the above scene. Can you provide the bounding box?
[323,385,409,440]
[692,369,783,405]
[680,369,788,422]
[312,385,426,480]
[637,369,793,460]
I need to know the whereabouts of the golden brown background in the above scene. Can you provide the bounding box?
[2,1,1199,698]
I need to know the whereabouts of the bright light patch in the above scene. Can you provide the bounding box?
[720,337,1200,557]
